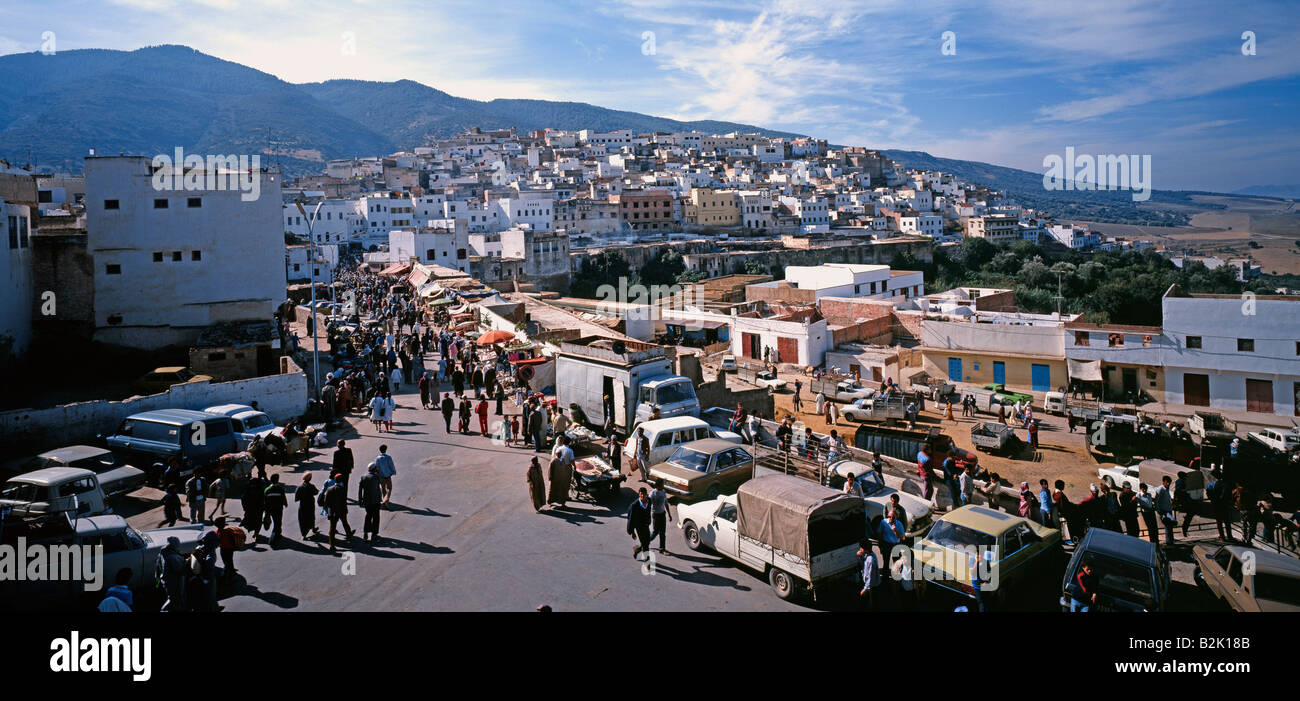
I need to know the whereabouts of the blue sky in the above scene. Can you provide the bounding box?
[1,0,1297,191]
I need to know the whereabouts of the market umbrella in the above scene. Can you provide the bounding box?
[477,330,516,346]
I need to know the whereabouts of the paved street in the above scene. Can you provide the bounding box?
[127,384,808,612]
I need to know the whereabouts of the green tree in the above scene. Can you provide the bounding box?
[570,250,631,299]
[640,249,686,287]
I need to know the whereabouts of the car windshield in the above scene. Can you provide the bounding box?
[925,521,997,550]
[0,482,43,502]
[71,452,120,472]
[1254,573,1300,607]
[174,369,194,381]
[856,472,886,496]
[242,414,273,431]
[667,448,710,473]
[655,382,697,405]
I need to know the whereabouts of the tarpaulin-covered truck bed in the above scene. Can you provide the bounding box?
[736,475,864,563]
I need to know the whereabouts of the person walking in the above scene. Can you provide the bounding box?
[324,475,354,552]
[476,396,490,436]
[1206,469,1232,541]
[526,456,546,512]
[242,475,267,543]
[295,473,320,540]
[1038,479,1055,527]
[332,439,354,487]
[628,487,654,561]
[529,403,545,453]
[649,479,672,554]
[459,395,473,434]
[263,474,288,544]
[635,426,651,483]
[374,444,397,505]
[156,536,189,612]
[1174,472,1197,538]
[358,465,385,543]
[792,389,803,414]
[547,454,572,509]
[1137,483,1159,544]
[441,392,455,432]
[419,372,431,409]
[1028,420,1039,451]
[184,471,207,524]
[207,471,228,520]
[1153,476,1176,545]
[857,539,881,611]
[160,484,183,527]
[1119,484,1140,537]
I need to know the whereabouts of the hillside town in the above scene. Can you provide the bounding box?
[1,124,1298,614]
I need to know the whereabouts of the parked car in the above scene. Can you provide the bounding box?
[0,514,204,610]
[624,416,741,467]
[14,446,146,496]
[1192,544,1300,612]
[982,384,1033,407]
[719,355,737,372]
[970,422,1017,453]
[648,439,754,501]
[0,467,117,517]
[1060,527,1170,612]
[678,474,864,600]
[1097,464,1141,492]
[812,378,877,403]
[826,460,934,539]
[1248,427,1300,454]
[913,504,1061,605]
[130,366,212,395]
[202,404,283,452]
[754,370,787,391]
[103,409,239,483]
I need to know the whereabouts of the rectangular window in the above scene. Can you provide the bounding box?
[187,197,202,208]
[154,198,168,209]
[1237,338,1254,352]
[104,199,119,210]
[1186,336,1202,349]
[191,250,201,261]
[153,252,164,262]
[172,251,182,262]
[106,264,121,275]
[6,216,16,249]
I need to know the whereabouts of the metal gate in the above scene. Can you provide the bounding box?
[1246,379,1273,414]
[1184,373,1210,407]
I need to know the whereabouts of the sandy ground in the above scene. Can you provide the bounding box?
[766,378,1110,502]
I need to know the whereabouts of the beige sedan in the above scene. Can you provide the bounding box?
[648,438,753,502]
[1192,544,1300,612]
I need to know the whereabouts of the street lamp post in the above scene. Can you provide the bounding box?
[296,199,325,398]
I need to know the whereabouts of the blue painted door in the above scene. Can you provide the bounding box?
[1031,364,1050,392]
[993,361,1006,387]
[947,357,963,382]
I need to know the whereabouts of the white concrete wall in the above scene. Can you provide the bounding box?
[85,157,286,348]
[0,358,308,452]
[922,319,1064,357]
[0,201,33,361]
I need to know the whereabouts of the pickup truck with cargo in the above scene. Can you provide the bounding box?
[556,336,699,436]
[810,377,877,403]
[1187,411,1238,442]
[841,395,908,424]
[678,474,866,601]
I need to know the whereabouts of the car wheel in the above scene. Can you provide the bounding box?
[705,485,721,501]
[683,521,702,551]
[1102,475,1115,489]
[769,568,798,601]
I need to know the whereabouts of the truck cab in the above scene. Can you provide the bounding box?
[633,376,700,425]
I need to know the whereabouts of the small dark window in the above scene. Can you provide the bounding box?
[38,190,53,203]
[153,252,164,262]
[191,250,201,261]
[1186,336,1202,349]
[187,197,202,208]
[1237,338,1254,352]
[208,352,226,362]
[104,199,119,210]
[154,198,168,209]
[106,264,121,275]
[172,251,182,262]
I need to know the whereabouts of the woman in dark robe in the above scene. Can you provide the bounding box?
[526,457,546,512]
[547,456,571,508]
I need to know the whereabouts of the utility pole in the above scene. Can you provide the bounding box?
[296,198,325,398]
[1053,269,1065,319]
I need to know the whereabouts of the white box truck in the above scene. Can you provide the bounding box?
[555,336,700,435]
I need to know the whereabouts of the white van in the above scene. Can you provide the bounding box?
[624,416,742,466]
